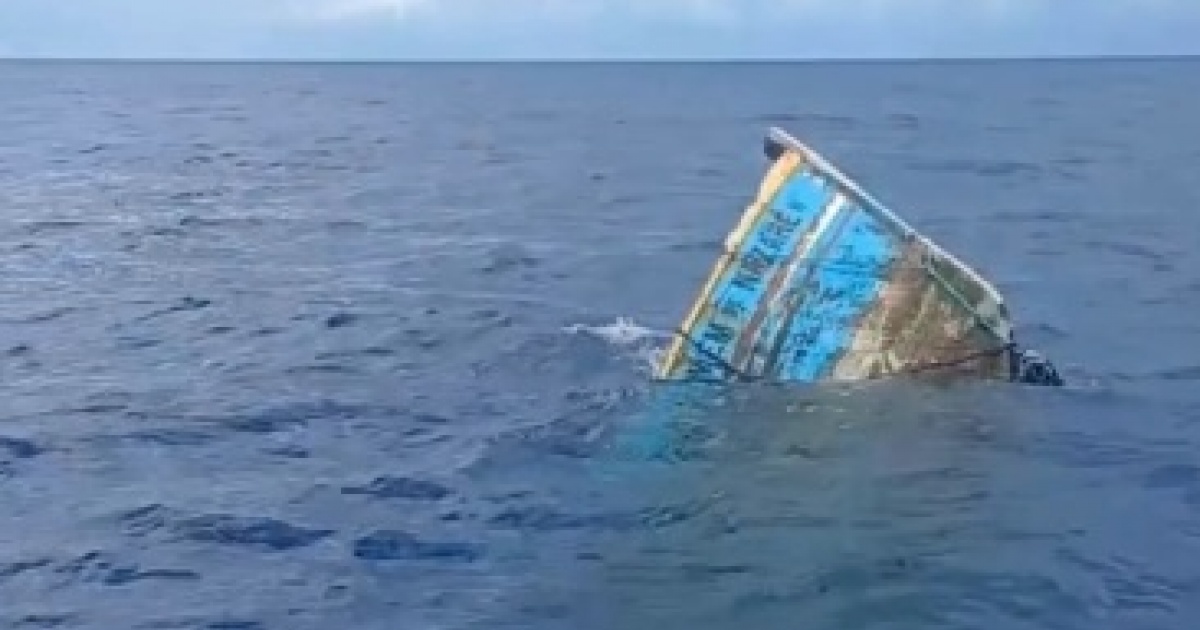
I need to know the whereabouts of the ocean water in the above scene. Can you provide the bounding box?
[2,59,1199,629]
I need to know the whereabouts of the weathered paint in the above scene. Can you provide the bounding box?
[655,128,1015,384]
[775,202,898,381]
[658,149,829,381]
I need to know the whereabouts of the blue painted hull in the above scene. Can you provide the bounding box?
[656,128,1017,384]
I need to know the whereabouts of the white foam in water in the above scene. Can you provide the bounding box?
[564,317,672,374]
[563,317,668,347]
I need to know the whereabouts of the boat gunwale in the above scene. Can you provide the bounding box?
[765,126,1012,343]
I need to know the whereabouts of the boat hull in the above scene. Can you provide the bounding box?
[656,128,1015,384]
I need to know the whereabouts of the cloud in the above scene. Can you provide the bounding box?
[291,0,743,25]
[1,0,1199,59]
[291,0,1197,23]
[300,0,1200,59]
[296,0,430,22]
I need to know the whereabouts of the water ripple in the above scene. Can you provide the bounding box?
[3,59,1199,630]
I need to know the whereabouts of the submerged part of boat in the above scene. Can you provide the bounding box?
[655,127,1061,387]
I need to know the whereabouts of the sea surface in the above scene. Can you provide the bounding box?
[2,59,1200,630]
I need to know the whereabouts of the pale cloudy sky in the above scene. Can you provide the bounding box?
[0,0,1196,60]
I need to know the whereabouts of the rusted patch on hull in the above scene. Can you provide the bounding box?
[656,127,1021,385]
[832,241,1010,381]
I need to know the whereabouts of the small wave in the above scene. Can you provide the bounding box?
[132,296,212,324]
[485,501,705,533]
[55,551,199,586]
[1152,366,1200,382]
[1084,239,1167,264]
[905,157,1042,178]
[563,317,672,374]
[0,557,51,584]
[563,317,667,347]
[18,220,92,235]
[0,437,44,461]
[752,112,857,128]
[3,612,76,628]
[341,475,453,501]
[353,530,482,562]
[1145,463,1200,490]
[119,504,333,552]
[888,113,920,129]
[479,242,540,275]
[984,209,1077,224]
[668,238,723,254]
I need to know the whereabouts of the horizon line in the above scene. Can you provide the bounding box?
[2,53,1199,64]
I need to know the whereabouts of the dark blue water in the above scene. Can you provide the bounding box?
[2,59,1200,629]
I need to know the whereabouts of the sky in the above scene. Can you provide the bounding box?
[0,0,1198,60]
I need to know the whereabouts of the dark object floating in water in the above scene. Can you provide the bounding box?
[655,127,1062,387]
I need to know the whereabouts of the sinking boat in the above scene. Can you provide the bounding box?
[655,127,1061,387]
